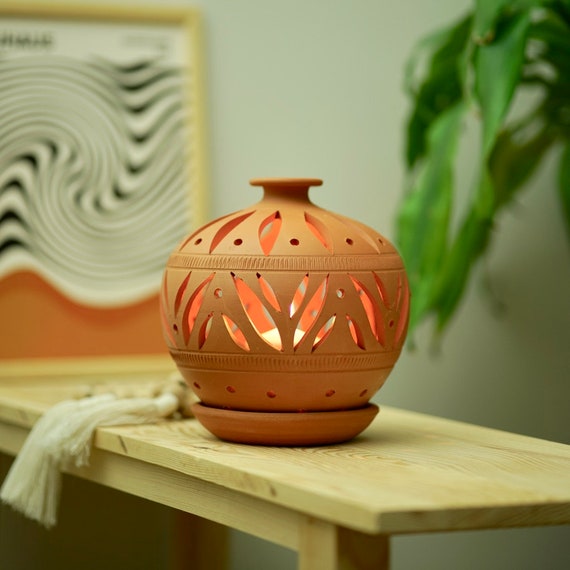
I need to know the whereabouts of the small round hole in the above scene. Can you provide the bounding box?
[233,238,243,246]
[336,289,345,299]
[389,319,394,328]
[173,324,178,332]
[266,390,277,399]
[194,238,202,245]
[214,288,223,298]
[290,238,300,246]
[325,389,336,397]
[346,238,353,245]
[226,385,236,393]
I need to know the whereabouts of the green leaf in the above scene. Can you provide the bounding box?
[489,124,555,208]
[559,141,570,240]
[397,103,466,330]
[432,171,495,331]
[474,0,514,42]
[403,19,463,95]
[475,10,531,156]
[397,0,570,340]
[528,15,570,82]
[530,13,570,53]
[430,118,556,332]
[404,15,472,168]
[552,0,570,27]
[473,0,543,42]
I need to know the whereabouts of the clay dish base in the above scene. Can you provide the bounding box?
[191,403,379,446]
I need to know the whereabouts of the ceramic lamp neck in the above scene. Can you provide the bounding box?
[249,178,323,203]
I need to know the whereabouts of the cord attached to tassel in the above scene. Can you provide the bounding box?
[0,375,196,528]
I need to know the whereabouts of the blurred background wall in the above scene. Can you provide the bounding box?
[1,0,568,568]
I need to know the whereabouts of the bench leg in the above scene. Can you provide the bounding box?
[298,517,389,570]
[171,512,229,570]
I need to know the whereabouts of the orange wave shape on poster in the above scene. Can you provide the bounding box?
[0,271,167,359]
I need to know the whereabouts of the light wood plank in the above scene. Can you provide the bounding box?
[95,411,570,534]
[0,421,300,551]
[1,380,569,537]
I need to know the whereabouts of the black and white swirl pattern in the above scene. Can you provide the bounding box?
[0,55,193,306]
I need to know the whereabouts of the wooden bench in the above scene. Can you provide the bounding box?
[1,375,569,569]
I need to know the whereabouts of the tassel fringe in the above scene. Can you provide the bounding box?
[0,376,195,528]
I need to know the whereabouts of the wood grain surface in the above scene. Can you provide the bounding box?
[1,378,569,538]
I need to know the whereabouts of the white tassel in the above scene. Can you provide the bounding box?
[0,378,193,528]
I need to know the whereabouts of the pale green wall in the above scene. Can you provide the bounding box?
[2,0,569,569]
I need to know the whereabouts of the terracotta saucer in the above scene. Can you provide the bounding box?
[191,403,379,446]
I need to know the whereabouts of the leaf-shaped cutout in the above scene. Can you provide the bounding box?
[258,211,281,255]
[232,273,282,350]
[174,271,191,315]
[349,275,385,346]
[312,315,336,352]
[304,212,333,253]
[346,314,365,350]
[182,273,215,344]
[395,272,403,308]
[290,274,309,317]
[179,211,234,251]
[209,211,254,253]
[295,275,328,348]
[198,313,214,349]
[395,275,410,346]
[222,314,250,351]
[256,272,281,312]
[327,212,381,252]
[373,272,390,309]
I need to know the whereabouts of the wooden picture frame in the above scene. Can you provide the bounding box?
[0,3,208,377]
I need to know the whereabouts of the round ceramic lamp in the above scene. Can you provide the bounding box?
[160,178,409,445]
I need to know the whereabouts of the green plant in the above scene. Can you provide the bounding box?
[397,0,570,340]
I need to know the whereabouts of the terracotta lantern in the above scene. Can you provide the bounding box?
[160,178,409,445]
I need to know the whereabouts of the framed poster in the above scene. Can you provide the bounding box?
[0,3,208,376]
